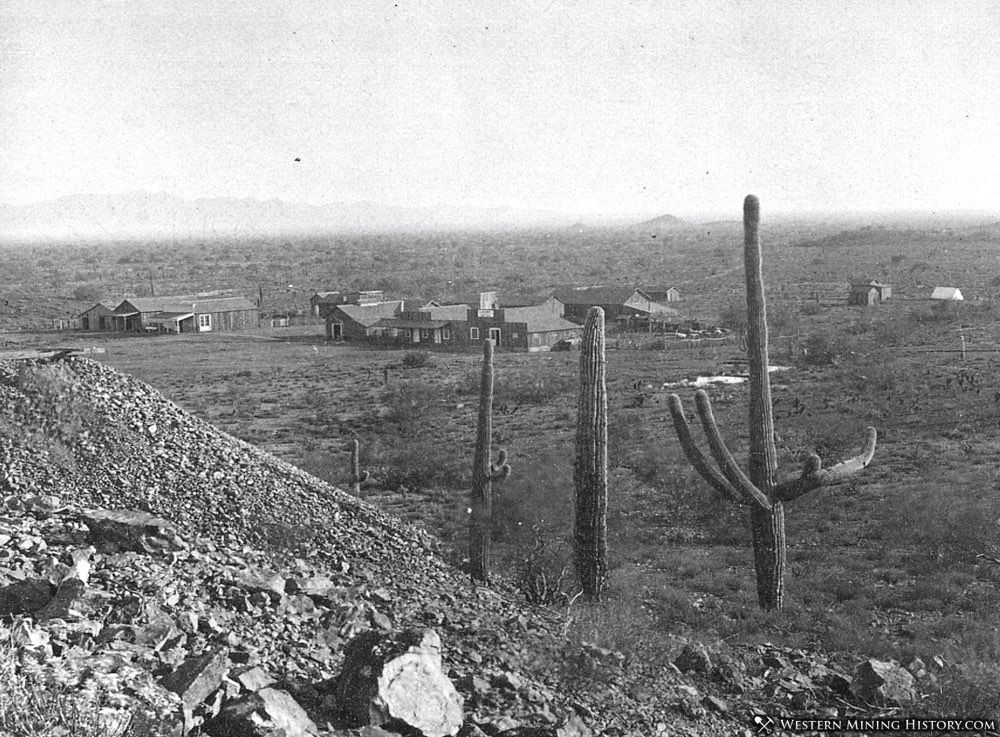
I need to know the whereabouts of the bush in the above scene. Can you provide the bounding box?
[515,526,574,606]
[458,370,576,406]
[401,350,433,369]
[797,330,855,366]
[0,623,173,736]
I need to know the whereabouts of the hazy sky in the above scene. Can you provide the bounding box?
[2,0,998,218]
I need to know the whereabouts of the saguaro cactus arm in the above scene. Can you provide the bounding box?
[490,448,511,479]
[775,427,878,502]
[693,390,772,511]
[667,394,746,505]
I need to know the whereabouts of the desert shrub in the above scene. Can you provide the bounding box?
[515,526,574,606]
[368,439,465,491]
[918,662,1000,719]
[0,625,173,736]
[879,478,1000,562]
[459,370,575,406]
[495,374,576,406]
[380,379,444,425]
[401,350,433,369]
[797,330,855,366]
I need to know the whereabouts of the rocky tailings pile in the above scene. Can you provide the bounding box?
[0,357,744,736]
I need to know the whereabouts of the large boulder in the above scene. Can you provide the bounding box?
[81,509,186,553]
[0,578,55,617]
[159,648,232,712]
[203,687,318,737]
[851,659,917,706]
[332,628,464,737]
[35,558,92,621]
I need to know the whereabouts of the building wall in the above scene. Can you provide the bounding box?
[79,305,114,331]
[189,309,258,332]
[848,288,878,306]
[527,328,582,352]
[325,307,372,341]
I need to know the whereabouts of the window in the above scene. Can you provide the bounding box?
[198,314,212,331]
[442,328,451,340]
[512,332,519,339]
[470,327,480,340]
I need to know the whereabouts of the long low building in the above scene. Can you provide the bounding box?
[369,294,582,352]
[100,296,259,333]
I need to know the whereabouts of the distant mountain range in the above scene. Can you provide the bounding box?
[0,192,644,242]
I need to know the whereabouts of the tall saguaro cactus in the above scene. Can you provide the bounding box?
[469,339,512,582]
[348,439,369,495]
[667,195,877,611]
[574,307,609,600]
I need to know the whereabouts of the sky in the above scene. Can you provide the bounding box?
[2,0,999,220]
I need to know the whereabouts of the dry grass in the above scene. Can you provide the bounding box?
[0,627,155,737]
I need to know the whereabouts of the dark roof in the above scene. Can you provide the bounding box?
[77,301,118,317]
[333,301,404,327]
[310,291,342,302]
[503,306,582,333]
[552,286,644,306]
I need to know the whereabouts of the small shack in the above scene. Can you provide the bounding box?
[931,287,963,301]
[847,280,892,306]
[78,301,117,331]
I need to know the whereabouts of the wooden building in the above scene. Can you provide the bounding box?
[325,300,404,340]
[111,296,258,333]
[847,280,892,306]
[553,286,671,323]
[309,291,342,316]
[641,286,681,303]
[78,301,117,331]
[370,292,581,352]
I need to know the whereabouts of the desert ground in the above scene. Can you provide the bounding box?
[3,218,1000,717]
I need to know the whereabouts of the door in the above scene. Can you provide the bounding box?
[489,328,501,345]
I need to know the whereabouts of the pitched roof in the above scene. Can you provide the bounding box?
[503,306,582,334]
[930,287,963,300]
[77,301,118,316]
[334,301,404,327]
[115,296,256,314]
[311,291,342,302]
[552,286,643,306]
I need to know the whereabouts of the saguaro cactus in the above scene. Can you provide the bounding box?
[574,307,608,600]
[469,339,511,582]
[667,195,877,611]
[348,439,369,495]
